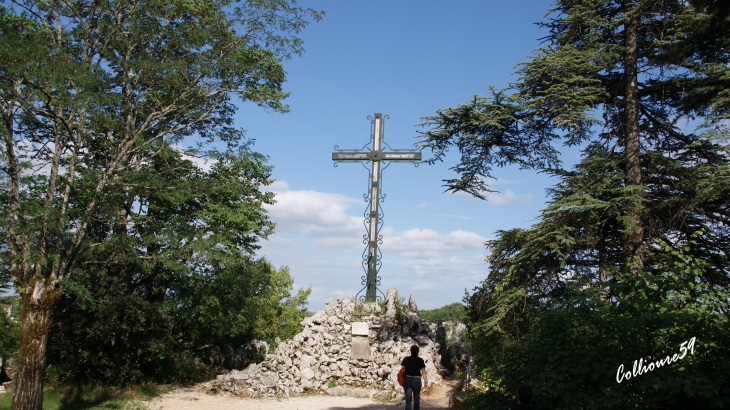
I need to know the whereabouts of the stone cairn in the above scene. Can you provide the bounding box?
[209,287,444,399]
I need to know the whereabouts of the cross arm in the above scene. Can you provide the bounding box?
[380,151,421,161]
[332,150,421,162]
[332,151,370,161]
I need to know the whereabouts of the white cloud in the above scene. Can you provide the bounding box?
[266,181,362,237]
[184,154,215,173]
[312,236,364,250]
[268,180,290,192]
[416,203,431,209]
[171,143,216,172]
[492,177,526,185]
[484,189,532,205]
[257,182,492,309]
[263,183,488,255]
[385,254,487,281]
[447,177,532,205]
[381,228,487,259]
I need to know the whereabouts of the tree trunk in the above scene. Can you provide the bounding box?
[11,276,59,410]
[622,3,645,273]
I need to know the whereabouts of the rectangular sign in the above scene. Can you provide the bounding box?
[351,321,369,336]
[351,336,370,360]
[382,152,421,160]
[332,152,368,160]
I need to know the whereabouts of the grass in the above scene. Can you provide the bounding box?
[373,394,397,404]
[0,383,169,410]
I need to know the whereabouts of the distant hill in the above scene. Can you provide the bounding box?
[419,302,467,323]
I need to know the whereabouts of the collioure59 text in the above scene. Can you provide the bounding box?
[616,337,696,383]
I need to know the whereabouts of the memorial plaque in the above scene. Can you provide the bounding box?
[351,336,370,360]
[351,322,369,336]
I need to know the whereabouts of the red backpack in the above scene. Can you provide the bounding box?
[397,367,406,386]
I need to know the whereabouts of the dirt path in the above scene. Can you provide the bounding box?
[141,378,459,410]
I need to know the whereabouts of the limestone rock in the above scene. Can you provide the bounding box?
[415,334,430,345]
[301,367,315,380]
[260,372,279,388]
[408,294,418,314]
[327,387,351,396]
[210,288,443,398]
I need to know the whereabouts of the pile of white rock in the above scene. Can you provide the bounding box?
[209,287,444,399]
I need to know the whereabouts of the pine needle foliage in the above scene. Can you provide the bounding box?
[465,146,730,409]
[418,0,730,271]
[442,3,730,406]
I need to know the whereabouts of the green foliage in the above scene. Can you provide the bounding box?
[327,376,338,389]
[351,301,367,322]
[419,2,730,408]
[0,383,165,410]
[46,147,309,385]
[47,255,307,385]
[419,302,467,323]
[0,0,324,289]
[252,266,311,344]
[464,143,730,408]
[467,218,730,410]
[0,315,18,362]
[46,265,202,385]
[418,0,730,278]
[0,296,19,361]
[419,1,729,197]
[464,390,509,410]
[171,260,310,348]
[460,100,730,404]
[471,259,729,409]
[394,294,407,326]
[0,0,322,405]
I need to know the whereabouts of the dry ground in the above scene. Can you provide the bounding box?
[140,377,459,410]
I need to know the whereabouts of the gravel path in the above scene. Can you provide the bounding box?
[141,378,458,410]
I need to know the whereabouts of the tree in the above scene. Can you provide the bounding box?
[419,302,467,323]
[46,146,309,385]
[418,0,730,272]
[465,233,730,409]
[47,258,310,385]
[0,1,322,408]
[420,3,730,407]
[463,143,730,408]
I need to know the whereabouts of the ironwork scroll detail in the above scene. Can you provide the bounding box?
[332,114,420,302]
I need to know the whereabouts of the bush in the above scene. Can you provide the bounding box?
[464,390,510,410]
[46,271,176,385]
[47,257,308,385]
[466,247,730,409]
[0,296,19,361]
[420,302,467,323]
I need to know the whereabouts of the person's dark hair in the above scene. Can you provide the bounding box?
[517,384,533,404]
[410,345,419,356]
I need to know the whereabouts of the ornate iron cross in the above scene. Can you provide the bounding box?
[332,113,421,302]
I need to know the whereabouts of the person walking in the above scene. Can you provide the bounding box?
[400,345,429,410]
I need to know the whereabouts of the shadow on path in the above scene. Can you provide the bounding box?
[322,376,459,410]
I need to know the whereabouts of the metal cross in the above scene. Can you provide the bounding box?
[332,113,421,302]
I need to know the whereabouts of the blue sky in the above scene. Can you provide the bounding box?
[226,0,571,310]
